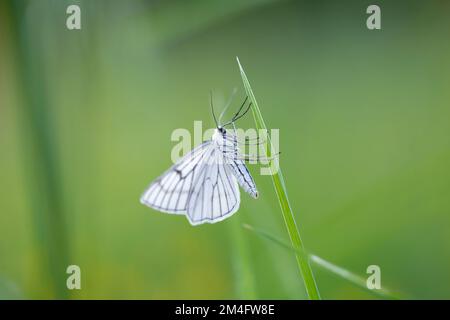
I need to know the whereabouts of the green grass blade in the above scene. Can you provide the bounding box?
[243,224,401,299]
[237,57,320,300]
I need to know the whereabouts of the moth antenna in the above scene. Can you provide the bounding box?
[210,90,219,128]
[219,87,238,124]
[222,96,249,127]
[232,102,252,123]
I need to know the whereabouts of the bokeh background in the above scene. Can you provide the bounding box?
[1,0,450,299]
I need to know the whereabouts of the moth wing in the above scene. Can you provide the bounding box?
[228,159,258,199]
[140,141,212,214]
[186,149,241,225]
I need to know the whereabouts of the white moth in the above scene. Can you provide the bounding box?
[140,96,259,225]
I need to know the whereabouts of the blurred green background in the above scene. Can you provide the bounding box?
[1,0,450,299]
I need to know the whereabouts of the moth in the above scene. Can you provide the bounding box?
[140,95,270,225]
